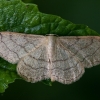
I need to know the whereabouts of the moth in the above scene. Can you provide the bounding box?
[0,32,100,84]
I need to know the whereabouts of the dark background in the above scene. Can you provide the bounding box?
[1,0,100,100]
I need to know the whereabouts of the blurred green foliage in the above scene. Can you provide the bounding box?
[22,0,33,3]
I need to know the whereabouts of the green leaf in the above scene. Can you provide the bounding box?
[0,0,99,93]
[0,68,20,93]
[42,79,52,86]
